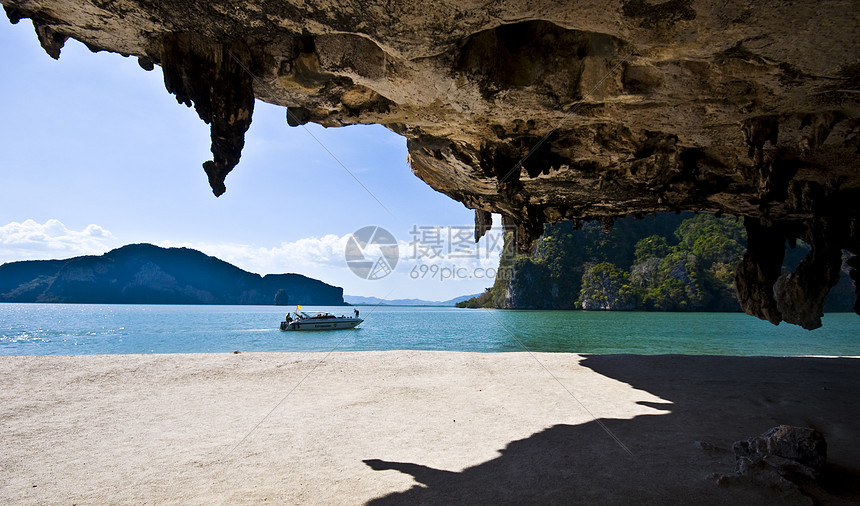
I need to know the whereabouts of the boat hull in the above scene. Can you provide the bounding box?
[280,317,363,331]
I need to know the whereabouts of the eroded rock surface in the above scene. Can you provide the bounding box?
[733,425,827,480]
[3,0,859,326]
[710,426,829,504]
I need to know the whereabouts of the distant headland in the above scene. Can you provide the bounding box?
[0,243,346,306]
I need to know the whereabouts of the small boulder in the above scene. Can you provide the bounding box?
[732,425,827,479]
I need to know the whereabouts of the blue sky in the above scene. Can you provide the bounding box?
[0,19,505,301]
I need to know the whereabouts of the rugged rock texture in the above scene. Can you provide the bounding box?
[709,426,830,503]
[160,33,255,197]
[2,0,859,327]
[718,425,829,500]
[733,425,827,480]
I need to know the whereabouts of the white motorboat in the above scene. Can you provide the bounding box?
[280,311,363,331]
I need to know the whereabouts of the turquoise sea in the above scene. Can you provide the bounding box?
[1,303,858,356]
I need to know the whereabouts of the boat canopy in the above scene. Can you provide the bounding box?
[297,311,336,319]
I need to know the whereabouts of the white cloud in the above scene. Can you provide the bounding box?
[159,226,504,277]
[0,219,116,263]
[156,225,506,301]
[158,234,351,275]
[396,224,505,270]
[0,218,508,299]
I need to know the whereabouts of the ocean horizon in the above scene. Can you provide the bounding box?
[1,303,858,357]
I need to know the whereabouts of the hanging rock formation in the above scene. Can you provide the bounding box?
[3,0,859,328]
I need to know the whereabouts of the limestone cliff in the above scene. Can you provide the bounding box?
[2,0,858,327]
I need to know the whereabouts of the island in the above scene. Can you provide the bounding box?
[0,243,345,306]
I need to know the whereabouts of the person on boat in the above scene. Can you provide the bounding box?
[285,314,292,324]
[354,308,359,318]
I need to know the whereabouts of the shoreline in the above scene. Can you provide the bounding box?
[4,350,860,359]
[2,351,859,504]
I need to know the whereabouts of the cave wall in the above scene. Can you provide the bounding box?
[2,0,859,328]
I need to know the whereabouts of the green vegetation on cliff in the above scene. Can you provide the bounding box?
[458,214,855,311]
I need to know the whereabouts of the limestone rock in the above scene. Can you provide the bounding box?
[2,0,859,326]
[732,425,827,480]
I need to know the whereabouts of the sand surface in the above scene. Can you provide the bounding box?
[1,351,859,504]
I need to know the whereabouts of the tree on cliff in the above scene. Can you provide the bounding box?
[578,262,636,310]
[481,214,686,309]
[637,252,713,311]
[630,215,746,311]
[457,213,854,312]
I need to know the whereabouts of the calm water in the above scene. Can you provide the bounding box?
[0,303,857,356]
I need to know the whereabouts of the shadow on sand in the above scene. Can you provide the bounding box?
[363,355,860,505]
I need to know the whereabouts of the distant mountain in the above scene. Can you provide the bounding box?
[0,243,345,306]
[344,294,482,306]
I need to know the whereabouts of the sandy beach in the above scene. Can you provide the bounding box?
[1,351,858,504]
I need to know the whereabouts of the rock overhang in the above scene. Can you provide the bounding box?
[2,0,858,328]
